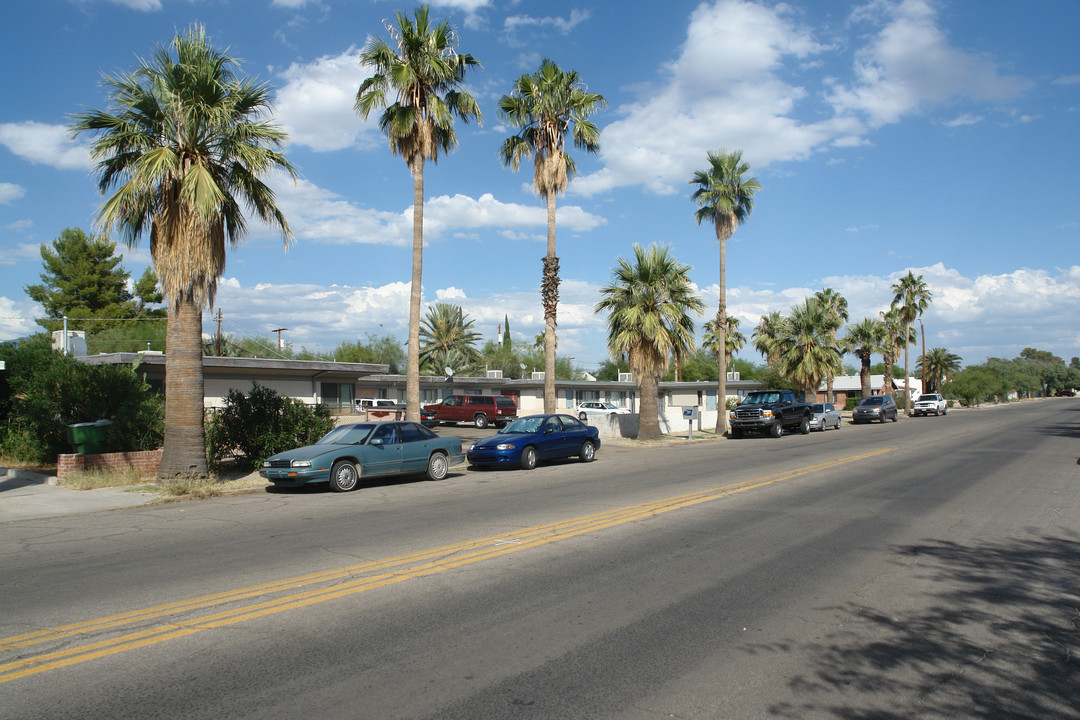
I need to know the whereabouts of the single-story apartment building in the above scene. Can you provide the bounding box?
[78,353,763,435]
[817,375,923,405]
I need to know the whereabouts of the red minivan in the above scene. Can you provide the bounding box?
[423,395,518,429]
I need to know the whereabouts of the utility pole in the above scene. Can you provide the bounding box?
[272,328,289,354]
[216,309,223,357]
[919,319,926,391]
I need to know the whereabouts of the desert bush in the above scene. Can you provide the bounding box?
[0,335,163,464]
[206,382,334,469]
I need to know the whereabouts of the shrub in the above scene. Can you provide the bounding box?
[206,382,335,469]
[0,335,163,464]
[845,397,860,411]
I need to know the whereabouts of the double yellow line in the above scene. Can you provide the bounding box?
[0,448,892,683]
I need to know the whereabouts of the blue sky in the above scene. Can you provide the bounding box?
[2,0,1078,371]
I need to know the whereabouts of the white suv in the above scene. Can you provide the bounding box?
[576,401,631,421]
[912,393,948,416]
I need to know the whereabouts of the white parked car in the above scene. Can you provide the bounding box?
[575,401,631,421]
[809,402,841,431]
[912,393,948,416]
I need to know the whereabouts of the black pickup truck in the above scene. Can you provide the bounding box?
[728,389,813,438]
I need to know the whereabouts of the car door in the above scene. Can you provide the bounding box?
[538,415,568,459]
[557,414,588,456]
[364,423,403,477]
[398,422,432,474]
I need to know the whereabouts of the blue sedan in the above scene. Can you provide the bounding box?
[260,421,465,492]
[466,413,601,470]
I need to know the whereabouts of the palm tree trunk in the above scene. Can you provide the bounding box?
[158,295,208,480]
[902,326,911,415]
[715,238,728,435]
[406,157,424,423]
[638,370,660,441]
[860,354,872,399]
[542,191,558,414]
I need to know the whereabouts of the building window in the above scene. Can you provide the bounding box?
[321,382,355,413]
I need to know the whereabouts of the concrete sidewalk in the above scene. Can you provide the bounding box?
[0,467,158,522]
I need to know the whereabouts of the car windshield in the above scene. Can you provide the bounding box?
[917,394,937,401]
[743,392,780,404]
[860,397,883,406]
[812,404,825,412]
[600,402,617,410]
[499,416,545,434]
[316,424,374,445]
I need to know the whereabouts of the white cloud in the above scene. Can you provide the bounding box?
[943,113,983,127]
[575,0,1031,197]
[0,122,90,170]
[827,0,1031,126]
[107,0,162,10]
[504,9,591,36]
[273,49,377,152]
[268,177,605,247]
[0,296,42,340]
[0,243,43,266]
[0,183,26,204]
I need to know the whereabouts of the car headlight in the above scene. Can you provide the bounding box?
[728,411,735,419]
[262,460,271,467]
[469,443,476,451]
[762,409,774,418]
[496,443,516,450]
[291,460,311,468]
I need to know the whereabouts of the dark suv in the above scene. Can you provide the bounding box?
[423,395,518,429]
[851,395,898,424]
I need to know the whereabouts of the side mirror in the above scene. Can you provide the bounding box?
[371,437,383,446]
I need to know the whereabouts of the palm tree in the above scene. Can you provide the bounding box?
[498,59,605,413]
[595,244,704,441]
[918,347,962,393]
[880,307,915,398]
[891,271,933,415]
[777,298,843,404]
[752,310,787,368]
[814,287,849,403]
[71,26,295,480]
[704,315,746,368]
[690,149,761,434]
[355,5,482,422]
[844,317,886,399]
[418,302,482,374]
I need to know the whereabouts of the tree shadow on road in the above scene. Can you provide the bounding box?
[749,532,1080,719]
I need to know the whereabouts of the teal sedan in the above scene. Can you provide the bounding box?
[260,421,464,492]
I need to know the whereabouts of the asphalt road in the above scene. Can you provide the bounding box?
[1,400,1078,719]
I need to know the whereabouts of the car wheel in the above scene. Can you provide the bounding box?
[520,446,537,470]
[943,406,948,415]
[835,417,841,430]
[579,440,596,462]
[892,411,898,422]
[769,422,783,438]
[426,452,448,481]
[730,428,742,439]
[329,461,359,492]
[579,412,588,421]
[799,416,810,435]
[474,414,488,429]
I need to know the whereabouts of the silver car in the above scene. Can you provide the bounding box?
[809,402,841,431]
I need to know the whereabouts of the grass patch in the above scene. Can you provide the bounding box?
[61,466,153,490]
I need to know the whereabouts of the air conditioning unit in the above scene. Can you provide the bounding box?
[531,371,545,380]
[618,372,633,382]
[486,370,503,379]
[726,371,740,381]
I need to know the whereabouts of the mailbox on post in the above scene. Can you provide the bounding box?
[681,406,700,439]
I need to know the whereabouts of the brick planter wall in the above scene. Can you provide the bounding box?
[56,448,163,481]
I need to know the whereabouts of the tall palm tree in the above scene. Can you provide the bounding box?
[355,5,482,422]
[690,149,760,434]
[844,317,886,399]
[71,26,295,480]
[814,287,849,403]
[595,244,704,441]
[418,302,482,374]
[880,307,915,398]
[918,347,962,393]
[498,59,605,413]
[891,271,933,415]
[777,298,843,404]
[752,310,787,368]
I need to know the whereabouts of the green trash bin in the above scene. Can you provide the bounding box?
[67,420,112,455]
